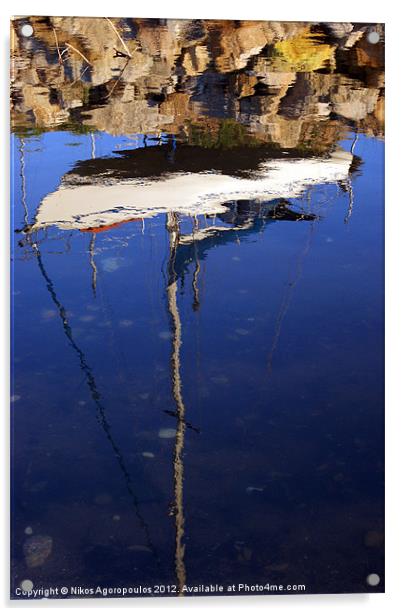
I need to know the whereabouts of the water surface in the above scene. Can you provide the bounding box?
[10,17,384,598]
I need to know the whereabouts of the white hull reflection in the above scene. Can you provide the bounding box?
[30,149,352,232]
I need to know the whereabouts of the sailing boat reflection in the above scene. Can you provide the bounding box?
[23,141,352,234]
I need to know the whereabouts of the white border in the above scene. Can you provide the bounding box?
[1,1,400,613]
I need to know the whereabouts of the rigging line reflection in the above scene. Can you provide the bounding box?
[266,216,316,376]
[28,239,161,569]
[166,212,187,595]
[265,189,336,376]
[88,133,98,297]
[191,217,201,312]
[18,138,29,227]
[344,133,358,224]
[191,216,203,431]
[88,233,98,297]
[344,177,355,225]
[106,57,131,99]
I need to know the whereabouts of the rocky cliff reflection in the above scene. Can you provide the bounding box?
[11,17,383,145]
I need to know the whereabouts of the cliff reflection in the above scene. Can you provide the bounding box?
[11,17,383,149]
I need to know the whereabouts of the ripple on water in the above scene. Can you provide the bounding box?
[158,428,176,439]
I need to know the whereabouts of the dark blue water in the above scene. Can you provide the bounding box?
[11,130,384,598]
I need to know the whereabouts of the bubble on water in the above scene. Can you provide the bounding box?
[232,256,241,261]
[159,331,173,340]
[21,579,34,592]
[211,375,229,384]
[142,451,155,458]
[112,514,120,522]
[235,328,250,336]
[119,319,133,327]
[128,544,152,553]
[158,428,176,439]
[102,257,123,272]
[366,573,380,586]
[24,526,33,535]
[94,493,112,505]
[11,395,21,403]
[199,386,210,398]
[79,315,95,322]
[246,486,264,494]
[139,393,150,400]
[21,24,33,37]
[78,400,86,406]
[29,480,47,493]
[41,309,57,320]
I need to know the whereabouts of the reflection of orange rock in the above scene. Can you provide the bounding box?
[215,21,273,72]
[214,21,307,72]
[254,68,296,90]
[182,46,210,76]
[354,34,384,69]
[374,96,385,125]
[21,84,70,126]
[235,74,259,99]
[82,97,171,135]
[160,93,193,123]
[332,85,379,121]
